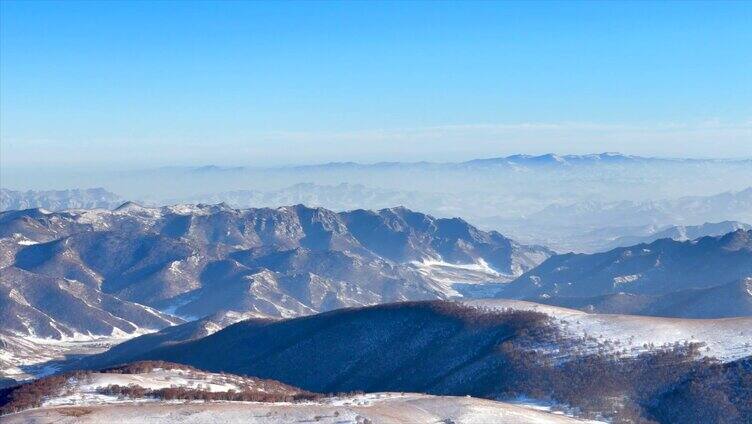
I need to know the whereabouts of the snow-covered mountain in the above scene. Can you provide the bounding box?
[283,153,752,171]
[601,220,751,249]
[175,184,752,253]
[0,203,550,326]
[499,230,752,316]
[0,203,554,384]
[534,278,752,318]
[6,153,752,253]
[0,266,181,340]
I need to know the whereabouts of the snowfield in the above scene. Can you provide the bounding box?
[411,259,514,297]
[2,367,604,423]
[5,393,603,424]
[41,368,253,407]
[0,330,154,382]
[465,299,752,361]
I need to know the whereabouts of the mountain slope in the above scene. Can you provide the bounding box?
[79,299,752,374]
[76,302,560,394]
[500,229,752,300]
[1,361,595,423]
[0,266,181,339]
[642,278,752,318]
[77,300,752,423]
[532,278,752,318]
[69,311,273,372]
[340,207,548,273]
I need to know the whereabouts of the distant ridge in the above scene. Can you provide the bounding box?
[500,229,752,312]
[0,188,123,212]
[156,153,752,173]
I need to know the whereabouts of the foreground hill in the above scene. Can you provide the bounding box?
[500,230,752,312]
[0,361,594,423]
[74,301,751,422]
[0,361,314,414]
[3,395,597,424]
[81,300,752,372]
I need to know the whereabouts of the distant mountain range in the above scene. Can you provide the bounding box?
[526,187,752,230]
[0,188,123,212]
[0,203,550,338]
[602,220,752,250]
[4,181,752,253]
[171,183,433,213]
[491,187,752,252]
[185,153,752,172]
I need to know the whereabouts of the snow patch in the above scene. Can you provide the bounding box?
[410,258,512,297]
[612,274,640,286]
[464,299,752,362]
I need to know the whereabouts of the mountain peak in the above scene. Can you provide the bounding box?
[114,201,147,211]
[719,229,752,251]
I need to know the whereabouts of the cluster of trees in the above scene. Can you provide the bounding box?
[0,360,372,416]
[489,342,751,423]
[410,301,553,329]
[0,370,91,415]
[647,356,752,424]
[97,384,320,403]
[101,360,198,374]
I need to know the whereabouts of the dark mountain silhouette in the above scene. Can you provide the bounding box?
[73,301,752,423]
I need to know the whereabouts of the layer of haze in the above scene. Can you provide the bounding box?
[1,0,751,174]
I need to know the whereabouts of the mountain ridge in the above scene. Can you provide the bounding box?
[500,229,752,305]
[0,203,551,331]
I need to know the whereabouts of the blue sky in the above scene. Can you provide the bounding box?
[1,0,750,167]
